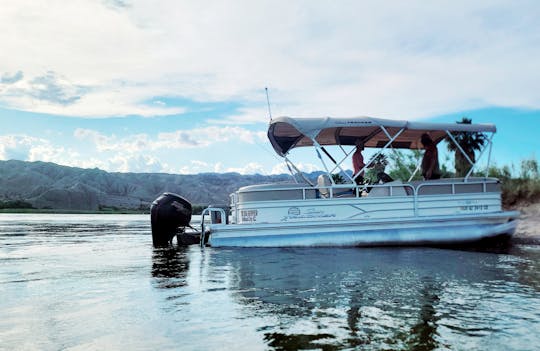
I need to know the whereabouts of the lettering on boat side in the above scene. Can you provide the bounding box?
[460,205,489,212]
[458,200,489,212]
[288,207,301,216]
[241,210,258,223]
[281,207,336,222]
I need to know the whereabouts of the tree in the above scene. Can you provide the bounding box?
[520,158,539,180]
[387,150,423,181]
[446,117,487,177]
[331,173,345,184]
[365,153,389,183]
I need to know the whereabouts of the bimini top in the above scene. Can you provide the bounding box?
[268,116,496,157]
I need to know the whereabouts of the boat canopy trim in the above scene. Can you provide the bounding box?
[268,116,497,157]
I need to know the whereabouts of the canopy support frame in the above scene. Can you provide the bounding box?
[352,126,406,183]
[446,130,494,181]
[312,140,355,184]
[465,132,495,180]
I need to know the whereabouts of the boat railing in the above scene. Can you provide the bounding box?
[414,178,500,195]
[321,182,415,198]
[228,178,502,223]
[200,206,228,246]
[233,178,500,205]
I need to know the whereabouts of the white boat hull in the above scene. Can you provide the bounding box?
[207,211,518,247]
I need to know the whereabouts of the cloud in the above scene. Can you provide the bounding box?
[0,135,34,160]
[72,126,270,172]
[157,126,266,148]
[1,71,23,84]
[178,160,268,175]
[0,134,79,164]
[102,0,129,9]
[223,162,267,175]
[74,125,266,152]
[0,72,186,117]
[178,160,212,174]
[271,161,321,175]
[1,1,539,119]
[26,71,85,105]
[1,131,319,175]
[74,129,119,151]
[108,154,168,173]
[207,107,272,125]
[0,133,179,173]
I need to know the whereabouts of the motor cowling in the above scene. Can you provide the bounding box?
[150,192,192,246]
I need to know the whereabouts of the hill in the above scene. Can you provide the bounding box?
[0,160,296,211]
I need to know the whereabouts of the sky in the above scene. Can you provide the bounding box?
[0,0,539,176]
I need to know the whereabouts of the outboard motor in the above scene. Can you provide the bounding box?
[150,193,192,246]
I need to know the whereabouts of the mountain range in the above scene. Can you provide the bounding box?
[0,160,301,211]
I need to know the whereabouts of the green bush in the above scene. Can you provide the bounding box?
[387,150,422,181]
[386,151,539,207]
[331,173,346,184]
[0,200,35,209]
[488,157,540,207]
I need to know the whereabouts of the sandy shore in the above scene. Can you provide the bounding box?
[513,201,540,244]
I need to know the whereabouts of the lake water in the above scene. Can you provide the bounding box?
[1,214,539,350]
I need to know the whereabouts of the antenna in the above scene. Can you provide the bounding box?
[265,87,272,121]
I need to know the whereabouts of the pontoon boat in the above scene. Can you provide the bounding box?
[151,116,519,247]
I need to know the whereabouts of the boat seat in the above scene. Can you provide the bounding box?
[317,174,332,198]
[409,177,501,195]
[316,175,356,198]
[237,183,317,202]
[368,181,409,197]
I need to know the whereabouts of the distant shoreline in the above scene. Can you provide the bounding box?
[0,208,149,215]
[2,202,538,242]
[0,205,207,215]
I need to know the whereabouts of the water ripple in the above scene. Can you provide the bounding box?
[1,214,539,350]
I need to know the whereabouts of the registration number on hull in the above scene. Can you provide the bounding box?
[241,210,258,223]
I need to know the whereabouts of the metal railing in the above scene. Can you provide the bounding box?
[230,178,501,219]
[200,207,227,247]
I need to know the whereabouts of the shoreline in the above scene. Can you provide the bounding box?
[2,202,538,243]
[511,201,540,244]
[0,208,149,215]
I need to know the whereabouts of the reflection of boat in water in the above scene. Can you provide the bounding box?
[151,117,518,247]
[151,247,190,289]
[147,242,540,350]
[166,246,537,350]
